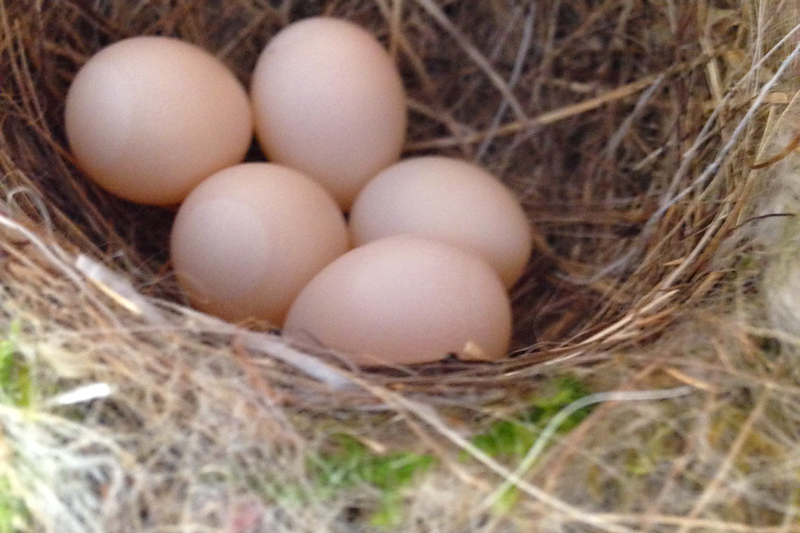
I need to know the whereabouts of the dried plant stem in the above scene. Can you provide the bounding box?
[479,385,695,512]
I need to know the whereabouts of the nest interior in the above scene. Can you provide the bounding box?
[2,0,756,359]
[2,0,800,532]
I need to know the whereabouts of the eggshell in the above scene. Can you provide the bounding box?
[283,235,512,366]
[65,36,253,205]
[250,17,407,210]
[170,163,349,325]
[349,156,533,288]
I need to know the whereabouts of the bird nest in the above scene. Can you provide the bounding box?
[2,0,800,532]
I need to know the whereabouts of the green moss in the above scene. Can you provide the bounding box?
[625,423,684,477]
[0,321,32,532]
[308,433,435,527]
[0,321,31,408]
[0,476,28,533]
[235,376,593,527]
[467,375,592,462]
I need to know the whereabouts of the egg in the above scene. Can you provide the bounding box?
[349,156,533,288]
[250,17,407,211]
[170,163,349,325]
[65,36,253,205]
[283,235,512,366]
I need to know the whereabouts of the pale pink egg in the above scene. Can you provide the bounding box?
[284,235,512,366]
[65,36,253,205]
[170,163,349,325]
[349,156,533,288]
[251,17,407,211]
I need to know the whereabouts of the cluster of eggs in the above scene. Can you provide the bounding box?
[65,17,533,366]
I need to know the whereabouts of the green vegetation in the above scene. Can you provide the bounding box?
[0,321,30,408]
[469,375,592,461]
[465,375,593,514]
[229,376,595,528]
[625,422,683,477]
[301,376,594,525]
[0,477,26,533]
[297,376,593,525]
[0,320,31,533]
[308,433,435,527]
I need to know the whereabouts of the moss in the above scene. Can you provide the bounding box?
[0,322,30,409]
[0,321,32,532]
[308,433,435,527]
[468,375,593,463]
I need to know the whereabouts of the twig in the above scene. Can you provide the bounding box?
[411,0,527,120]
[750,130,800,169]
[407,60,702,151]
[675,389,770,533]
[475,4,536,161]
[593,513,800,533]
[568,23,800,284]
[0,213,120,327]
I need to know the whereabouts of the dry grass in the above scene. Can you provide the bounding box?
[2,0,800,531]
